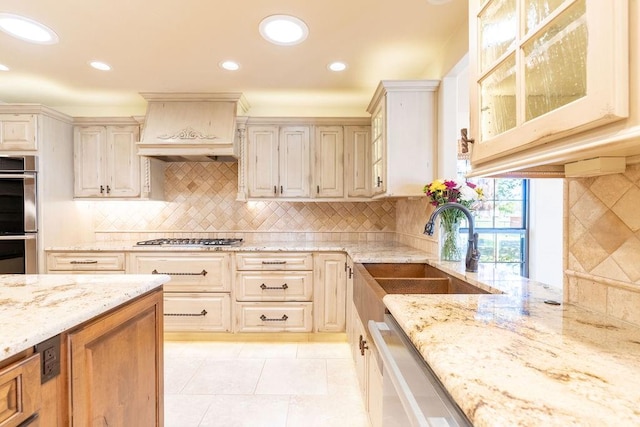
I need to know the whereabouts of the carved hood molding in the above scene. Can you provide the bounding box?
[137,92,249,162]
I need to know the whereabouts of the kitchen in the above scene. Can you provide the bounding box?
[1,0,640,426]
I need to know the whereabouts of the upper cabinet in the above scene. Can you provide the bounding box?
[242,118,372,201]
[468,0,633,177]
[247,125,311,198]
[74,118,164,199]
[0,114,37,151]
[366,80,439,197]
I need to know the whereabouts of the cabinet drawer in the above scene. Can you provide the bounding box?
[235,302,312,332]
[235,271,313,301]
[235,252,313,271]
[47,252,125,271]
[164,293,231,332]
[129,253,230,292]
[0,353,41,427]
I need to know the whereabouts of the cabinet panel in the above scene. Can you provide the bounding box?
[46,252,125,272]
[247,126,279,197]
[0,114,37,151]
[73,126,106,197]
[235,271,313,301]
[107,126,140,197]
[235,302,313,332]
[129,253,230,292]
[345,126,371,197]
[314,253,346,332]
[68,290,163,427]
[279,126,310,198]
[0,354,40,427]
[314,126,344,198]
[236,252,313,271]
[164,293,231,332]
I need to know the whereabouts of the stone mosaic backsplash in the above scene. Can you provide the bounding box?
[91,162,396,235]
[566,163,640,326]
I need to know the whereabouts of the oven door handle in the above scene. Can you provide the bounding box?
[0,234,37,240]
[369,320,431,427]
[0,173,37,179]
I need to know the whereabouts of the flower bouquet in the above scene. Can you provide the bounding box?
[423,179,484,261]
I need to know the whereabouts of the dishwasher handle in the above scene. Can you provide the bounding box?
[369,320,431,427]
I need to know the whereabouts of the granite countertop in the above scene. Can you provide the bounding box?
[45,240,432,263]
[0,274,169,360]
[384,262,640,426]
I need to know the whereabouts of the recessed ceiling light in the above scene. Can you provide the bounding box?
[220,60,240,71]
[0,64,8,71]
[328,62,347,72]
[0,13,59,44]
[259,15,308,46]
[89,61,111,71]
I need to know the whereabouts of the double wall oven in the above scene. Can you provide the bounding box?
[0,156,38,274]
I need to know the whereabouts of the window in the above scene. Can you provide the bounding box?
[458,160,529,276]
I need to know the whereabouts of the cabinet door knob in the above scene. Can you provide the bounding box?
[280,185,283,194]
[106,185,111,194]
[317,185,320,194]
[376,176,383,187]
[274,185,277,195]
[100,185,105,194]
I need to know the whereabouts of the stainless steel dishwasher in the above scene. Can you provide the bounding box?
[368,314,472,427]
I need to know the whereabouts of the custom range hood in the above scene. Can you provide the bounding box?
[137,92,249,161]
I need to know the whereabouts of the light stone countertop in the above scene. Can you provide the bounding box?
[384,261,640,426]
[44,240,640,425]
[0,274,169,360]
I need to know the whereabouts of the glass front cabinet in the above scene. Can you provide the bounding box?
[468,0,630,174]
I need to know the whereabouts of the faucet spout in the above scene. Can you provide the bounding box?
[423,202,480,273]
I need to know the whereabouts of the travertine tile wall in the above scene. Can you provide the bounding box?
[566,163,640,326]
[92,162,396,242]
[394,197,438,256]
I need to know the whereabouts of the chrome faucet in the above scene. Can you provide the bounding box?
[423,202,480,273]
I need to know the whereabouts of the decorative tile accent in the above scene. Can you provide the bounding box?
[91,162,396,234]
[566,163,640,324]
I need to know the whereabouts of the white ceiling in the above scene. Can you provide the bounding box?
[0,0,468,117]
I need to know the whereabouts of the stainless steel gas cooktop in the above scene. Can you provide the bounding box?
[135,238,243,247]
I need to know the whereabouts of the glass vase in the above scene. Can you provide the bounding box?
[439,217,463,262]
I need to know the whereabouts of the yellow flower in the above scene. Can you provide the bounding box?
[429,180,446,192]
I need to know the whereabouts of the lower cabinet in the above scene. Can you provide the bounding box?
[348,301,383,427]
[68,289,163,427]
[128,252,232,333]
[313,253,347,332]
[0,353,41,427]
[234,252,314,333]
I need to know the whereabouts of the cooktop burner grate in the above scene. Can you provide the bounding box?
[135,238,243,247]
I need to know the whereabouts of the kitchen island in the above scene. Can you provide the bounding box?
[0,273,169,426]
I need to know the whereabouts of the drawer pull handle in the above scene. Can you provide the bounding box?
[152,269,208,276]
[260,283,288,290]
[70,260,98,264]
[259,314,289,322]
[164,309,208,317]
[261,261,287,265]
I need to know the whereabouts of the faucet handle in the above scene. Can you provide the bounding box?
[424,221,435,236]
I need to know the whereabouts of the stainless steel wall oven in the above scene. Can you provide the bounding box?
[0,156,38,274]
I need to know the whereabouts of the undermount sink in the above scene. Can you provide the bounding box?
[353,263,491,334]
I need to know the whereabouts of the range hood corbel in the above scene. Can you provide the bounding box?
[136,92,250,161]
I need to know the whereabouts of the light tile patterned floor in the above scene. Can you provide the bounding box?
[164,341,370,427]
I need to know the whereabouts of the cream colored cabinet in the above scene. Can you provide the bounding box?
[313,253,346,332]
[74,124,140,198]
[468,0,631,176]
[128,252,231,332]
[0,114,37,150]
[366,80,439,197]
[313,126,344,198]
[345,126,371,197]
[247,125,310,198]
[68,289,163,427]
[234,252,313,332]
[46,251,126,273]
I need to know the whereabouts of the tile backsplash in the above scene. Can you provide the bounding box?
[91,162,396,241]
[566,163,640,326]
